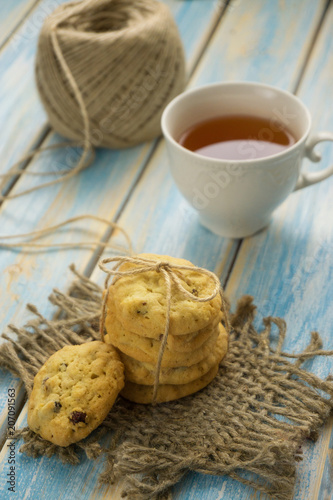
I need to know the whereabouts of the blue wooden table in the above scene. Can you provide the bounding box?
[0,1,332,498]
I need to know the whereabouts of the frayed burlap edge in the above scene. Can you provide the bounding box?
[1,265,333,500]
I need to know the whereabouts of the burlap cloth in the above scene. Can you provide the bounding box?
[1,265,333,500]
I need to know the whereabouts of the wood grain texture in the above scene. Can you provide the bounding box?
[190,0,325,91]
[224,3,333,499]
[0,380,25,448]
[0,409,126,500]
[0,0,223,466]
[0,0,68,191]
[0,0,40,48]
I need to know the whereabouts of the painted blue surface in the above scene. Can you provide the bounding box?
[0,0,39,47]
[0,411,117,500]
[0,0,69,183]
[0,371,24,447]
[225,4,333,499]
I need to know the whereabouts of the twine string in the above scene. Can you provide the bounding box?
[1,278,333,499]
[98,255,229,404]
[0,143,94,202]
[50,30,92,160]
[153,267,172,403]
[1,0,185,203]
[0,215,133,253]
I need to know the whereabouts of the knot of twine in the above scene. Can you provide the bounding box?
[36,0,186,151]
[99,256,230,404]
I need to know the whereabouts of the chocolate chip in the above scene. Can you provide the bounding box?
[54,401,62,413]
[42,377,49,389]
[69,411,87,424]
[192,288,198,296]
[142,302,147,305]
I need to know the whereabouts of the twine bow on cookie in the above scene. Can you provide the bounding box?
[99,255,230,404]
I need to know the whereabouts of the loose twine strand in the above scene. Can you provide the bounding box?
[0,142,93,202]
[98,255,230,404]
[0,215,133,254]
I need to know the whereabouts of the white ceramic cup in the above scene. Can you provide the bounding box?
[161,82,333,238]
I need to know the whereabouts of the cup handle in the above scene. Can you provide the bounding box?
[294,132,333,191]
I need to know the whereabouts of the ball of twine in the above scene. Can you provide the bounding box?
[35,0,186,150]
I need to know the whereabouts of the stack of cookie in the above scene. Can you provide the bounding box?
[104,253,228,404]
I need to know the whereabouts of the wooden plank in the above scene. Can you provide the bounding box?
[0,0,327,498]
[0,0,40,48]
[96,0,326,269]
[0,0,67,187]
[0,0,224,451]
[0,380,25,449]
[0,409,126,500]
[223,3,333,499]
[190,0,325,90]
[0,0,221,184]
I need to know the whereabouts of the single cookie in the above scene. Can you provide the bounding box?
[28,341,124,447]
[105,322,220,368]
[108,253,222,337]
[121,364,219,404]
[105,298,222,354]
[164,311,223,352]
[120,325,228,385]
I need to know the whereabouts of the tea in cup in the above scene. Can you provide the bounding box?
[161,82,333,238]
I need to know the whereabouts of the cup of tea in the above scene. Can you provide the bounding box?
[161,81,333,238]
